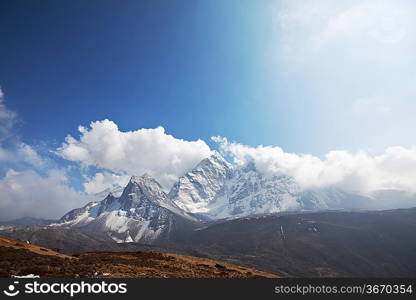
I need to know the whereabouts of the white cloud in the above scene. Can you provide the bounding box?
[57,119,212,189]
[269,0,416,154]
[0,169,93,221]
[0,87,18,141]
[317,1,408,46]
[275,0,415,66]
[0,88,87,221]
[0,143,45,168]
[83,172,130,195]
[16,143,45,167]
[0,88,44,168]
[213,136,416,194]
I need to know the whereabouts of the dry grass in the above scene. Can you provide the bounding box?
[0,237,277,278]
[0,237,74,259]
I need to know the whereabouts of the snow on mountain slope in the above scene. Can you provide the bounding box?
[298,188,372,211]
[170,153,374,219]
[56,152,384,244]
[168,151,232,213]
[207,162,301,219]
[93,185,124,200]
[58,174,198,243]
[169,153,302,218]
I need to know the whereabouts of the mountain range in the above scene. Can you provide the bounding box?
[1,208,416,277]
[1,152,416,277]
[50,151,415,244]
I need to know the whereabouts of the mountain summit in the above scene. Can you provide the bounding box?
[169,154,303,219]
[168,152,379,219]
[59,174,198,243]
[168,151,233,213]
[57,152,380,243]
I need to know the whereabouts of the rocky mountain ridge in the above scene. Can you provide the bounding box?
[52,152,416,243]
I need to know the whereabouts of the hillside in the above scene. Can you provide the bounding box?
[1,208,416,277]
[0,237,277,278]
[180,208,416,277]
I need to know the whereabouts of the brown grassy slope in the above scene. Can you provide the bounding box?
[0,237,277,278]
[0,237,74,259]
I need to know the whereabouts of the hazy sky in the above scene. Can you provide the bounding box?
[1,0,416,220]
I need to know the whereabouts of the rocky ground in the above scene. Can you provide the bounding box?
[0,237,277,278]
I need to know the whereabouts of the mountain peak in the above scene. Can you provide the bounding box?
[124,174,166,199]
[104,192,115,199]
[168,151,233,213]
[209,151,227,162]
[210,150,223,159]
[196,151,231,170]
[130,173,156,184]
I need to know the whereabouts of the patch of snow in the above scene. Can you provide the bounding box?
[280,225,285,239]
[12,274,40,278]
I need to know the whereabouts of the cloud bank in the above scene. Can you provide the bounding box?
[0,88,44,168]
[0,89,91,221]
[57,119,212,189]
[213,136,416,194]
[83,172,130,195]
[0,88,17,141]
[2,112,416,221]
[56,119,416,196]
[0,169,94,221]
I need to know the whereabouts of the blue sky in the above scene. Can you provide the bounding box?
[2,0,416,154]
[1,0,278,150]
[1,0,416,220]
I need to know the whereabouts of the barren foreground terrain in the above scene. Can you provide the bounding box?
[0,237,277,278]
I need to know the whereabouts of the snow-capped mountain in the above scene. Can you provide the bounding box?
[170,155,303,219]
[168,151,233,213]
[59,174,199,243]
[170,152,373,219]
[298,188,372,211]
[56,152,386,244]
[206,162,302,219]
[93,185,125,200]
